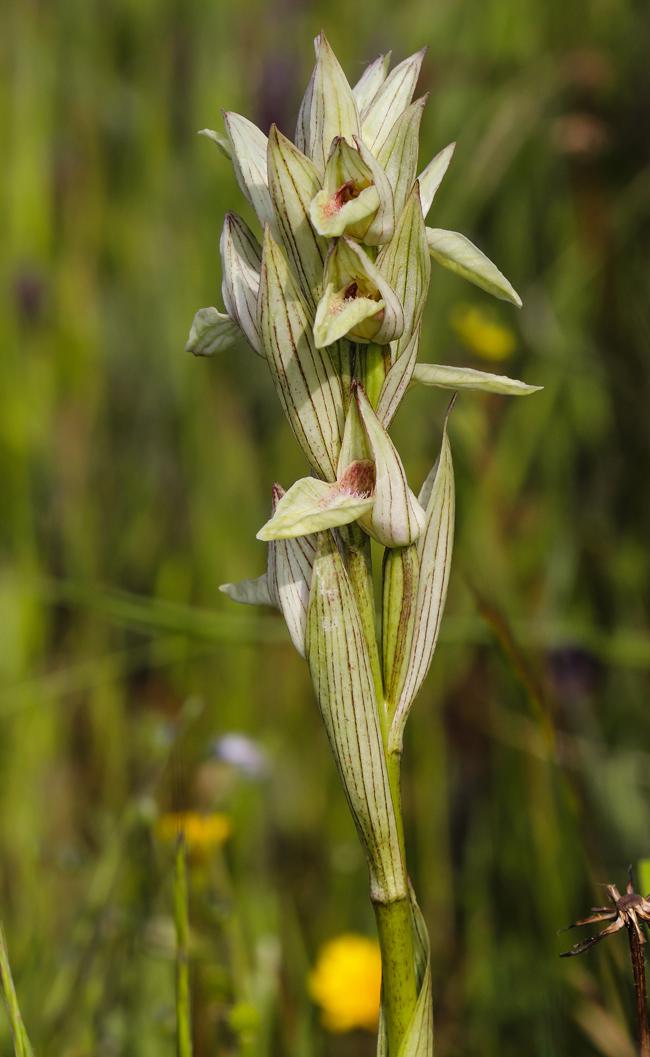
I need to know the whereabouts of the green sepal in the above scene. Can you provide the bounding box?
[360,49,426,155]
[223,112,274,230]
[221,212,263,356]
[413,363,541,396]
[377,96,427,221]
[258,228,345,481]
[267,125,327,308]
[352,52,391,113]
[295,33,360,173]
[378,184,431,348]
[418,141,455,218]
[185,307,238,357]
[426,228,522,307]
[389,419,454,753]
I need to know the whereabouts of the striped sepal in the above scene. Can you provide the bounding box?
[307,532,407,904]
[258,228,345,482]
[389,421,454,753]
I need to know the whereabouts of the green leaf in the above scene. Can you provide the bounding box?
[295,33,360,173]
[258,229,345,481]
[223,112,274,230]
[267,125,327,308]
[418,141,455,218]
[382,545,420,711]
[185,307,238,357]
[426,228,522,307]
[389,421,454,753]
[256,471,374,541]
[378,184,430,347]
[352,52,391,112]
[360,49,426,155]
[313,237,404,349]
[413,363,541,395]
[221,212,263,356]
[377,96,426,220]
[396,892,434,1057]
[307,533,407,903]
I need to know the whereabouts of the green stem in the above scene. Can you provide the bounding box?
[174,837,193,1057]
[357,344,389,409]
[374,897,418,1055]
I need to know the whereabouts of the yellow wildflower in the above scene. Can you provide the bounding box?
[155,811,231,856]
[309,934,382,1033]
[450,303,516,362]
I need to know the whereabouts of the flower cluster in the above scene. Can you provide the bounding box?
[187,35,540,1053]
[189,33,536,647]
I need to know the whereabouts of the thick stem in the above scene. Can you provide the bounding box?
[374,898,418,1055]
[627,924,650,1057]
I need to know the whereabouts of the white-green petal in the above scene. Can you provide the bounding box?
[306,533,407,904]
[186,307,238,357]
[352,52,391,113]
[360,48,426,155]
[219,574,274,607]
[354,137,395,244]
[221,213,263,356]
[223,112,275,230]
[426,228,522,307]
[313,237,404,349]
[310,184,379,239]
[389,421,454,753]
[314,283,387,349]
[271,532,316,658]
[296,33,360,173]
[257,474,374,541]
[258,229,344,481]
[198,128,232,158]
[378,184,430,347]
[418,141,455,218]
[267,125,326,308]
[376,96,426,220]
[355,386,426,548]
[413,363,541,395]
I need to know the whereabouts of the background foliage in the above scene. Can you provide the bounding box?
[1,0,649,1053]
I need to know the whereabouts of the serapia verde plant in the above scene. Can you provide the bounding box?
[187,34,540,1056]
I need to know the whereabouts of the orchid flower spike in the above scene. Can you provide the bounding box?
[187,34,541,1057]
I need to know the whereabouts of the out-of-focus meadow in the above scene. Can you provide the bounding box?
[2,0,649,1054]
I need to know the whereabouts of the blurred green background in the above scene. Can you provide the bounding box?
[2,0,649,1053]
